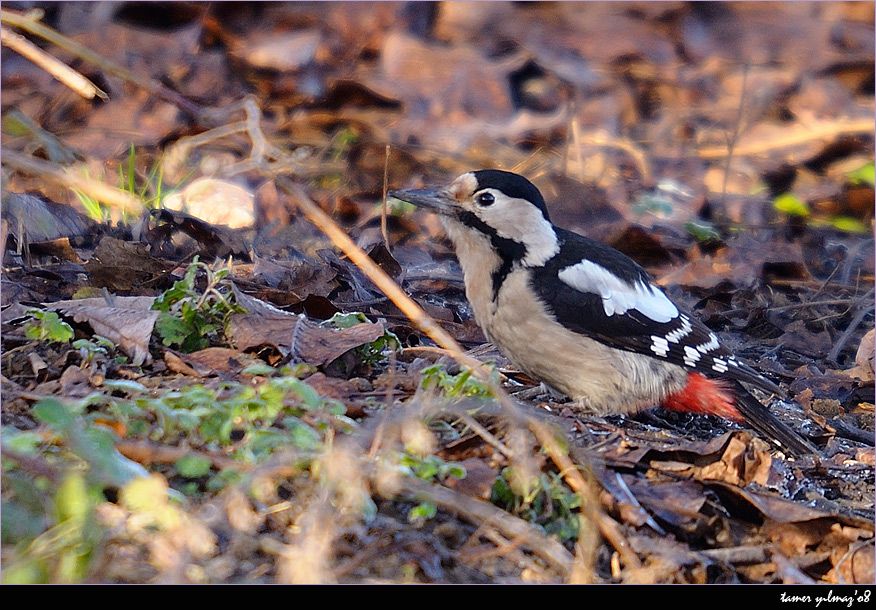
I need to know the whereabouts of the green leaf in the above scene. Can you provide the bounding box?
[326,312,369,329]
[175,454,213,478]
[444,463,467,480]
[773,193,810,217]
[24,310,74,344]
[1,500,47,544]
[33,398,78,430]
[684,220,721,243]
[829,216,869,234]
[54,473,92,523]
[408,501,437,523]
[101,380,148,395]
[847,161,875,187]
[241,362,277,376]
[2,429,43,455]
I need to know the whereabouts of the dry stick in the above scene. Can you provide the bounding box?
[827,299,875,365]
[455,411,514,459]
[697,117,874,159]
[0,8,202,117]
[381,144,391,251]
[1,26,106,100]
[281,178,642,574]
[720,64,749,206]
[2,148,145,215]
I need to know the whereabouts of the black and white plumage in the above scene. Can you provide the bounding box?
[390,169,816,455]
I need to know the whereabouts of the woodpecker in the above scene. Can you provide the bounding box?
[391,169,817,455]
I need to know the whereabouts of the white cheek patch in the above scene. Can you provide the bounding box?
[558,261,679,323]
[478,192,559,266]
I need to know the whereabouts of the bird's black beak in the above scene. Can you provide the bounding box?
[389,188,458,217]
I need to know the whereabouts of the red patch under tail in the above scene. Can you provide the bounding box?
[662,372,743,421]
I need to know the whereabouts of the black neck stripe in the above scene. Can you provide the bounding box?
[459,211,526,300]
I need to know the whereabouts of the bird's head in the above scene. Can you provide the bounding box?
[391,170,557,265]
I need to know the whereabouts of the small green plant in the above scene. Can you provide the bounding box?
[72,336,127,367]
[491,467,581,543]
[325,312,400,365]
[152,257,244,352]
[399,452,466,483]
[419,364,495,399]
[24,310,74,344]
[398,452,465,524]
[118,143,167,209]
[73,190,109,223]
[109,374,348,465]
[72,144,168,222]
[1,467,104,584]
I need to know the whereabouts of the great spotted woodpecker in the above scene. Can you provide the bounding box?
[391,169,816,455]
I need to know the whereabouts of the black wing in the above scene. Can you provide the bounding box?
[531,228,781,395]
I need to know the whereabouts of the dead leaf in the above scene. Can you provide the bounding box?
[59,365,92,398]
[28,352,47,377]
[149,208,251,259]
[164,351,201,377]
[444,458,497,501]
[302,372,356,400]
[180,347,261,376]
[845,328,875,382]
[4,192,94,245]
[695,434,773,487]
[85,237,174,292]
[47,296,158,365]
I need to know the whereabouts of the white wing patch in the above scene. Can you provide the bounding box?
[558,261,679,323]
[650,335,670,356]
[683,346,701,367]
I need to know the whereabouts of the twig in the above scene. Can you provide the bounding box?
[455,411,514,459]
[0,7,201,117]
[1,26,106,100]
[696,117,874,159]
[381,144,391,251]
[1,147,144,215]
[396,475,574,576]
[720,64,749,206]
[700,545,769,564]
[827,297,875,365]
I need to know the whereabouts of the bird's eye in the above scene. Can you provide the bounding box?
[476,192,495,206]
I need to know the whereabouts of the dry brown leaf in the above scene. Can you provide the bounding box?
[85,237,174,292]
[4,193,94,244]
[163,351,201,377]
[845,328,875,382]
[59,365,92,398]
[47,296,158,366]
[181,347,262,376]
[230,309,385,366]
